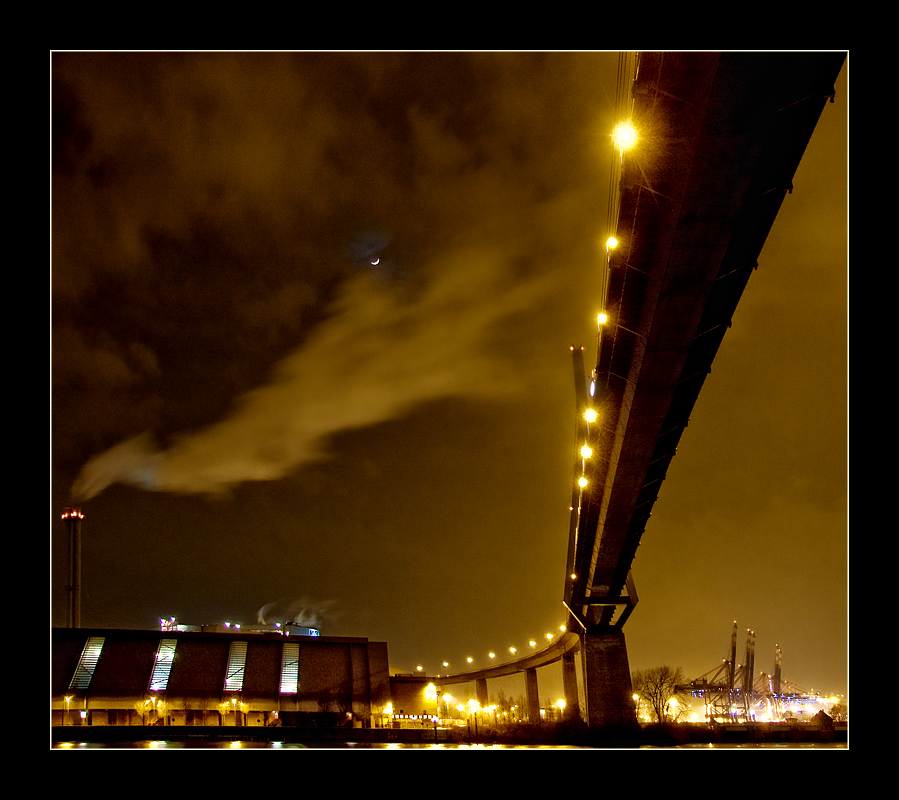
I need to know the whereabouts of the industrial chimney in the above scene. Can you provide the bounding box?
[62,507,83,628]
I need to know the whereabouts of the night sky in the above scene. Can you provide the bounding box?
[51,52,848,703]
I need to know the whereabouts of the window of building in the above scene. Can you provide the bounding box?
[224,640,248,692]
[148,639,178,692]
[68,636,105,690]
[280,642,300,694]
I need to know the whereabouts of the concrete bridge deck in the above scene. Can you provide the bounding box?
[436,51,847,730]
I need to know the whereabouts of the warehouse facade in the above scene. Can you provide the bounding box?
[52,626,392,728]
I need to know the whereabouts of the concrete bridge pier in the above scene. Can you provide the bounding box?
[525,667,540,723]
[562,650,580,721]
[581,630,639,734]
[476,677,488,706]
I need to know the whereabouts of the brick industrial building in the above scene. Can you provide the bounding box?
[51,623,396,729]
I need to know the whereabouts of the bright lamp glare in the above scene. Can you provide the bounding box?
[612,121,638,152]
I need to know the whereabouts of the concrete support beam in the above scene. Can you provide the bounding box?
[582,630,638,733]
[562,650,580,722]
[525,668,540,723]
[476,677,488,707]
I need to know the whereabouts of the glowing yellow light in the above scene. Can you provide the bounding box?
[578,476,588,489]
[580,444,593,459]
[597,312,608,325]
[606,237,618,250]
[612,121,638,152]
[584,408,598,423]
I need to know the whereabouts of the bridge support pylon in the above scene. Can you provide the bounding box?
[562,650,580,722]
[581,629,639,736]
[475,677,488,707]
[524,668,540,723]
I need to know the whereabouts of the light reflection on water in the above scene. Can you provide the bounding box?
[54,739,846,750]
[54,741,586,750]
[665,742,847,750]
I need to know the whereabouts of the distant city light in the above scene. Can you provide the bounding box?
[580,444,593,459]
[584,408,598,423]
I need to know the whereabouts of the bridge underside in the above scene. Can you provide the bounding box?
[431,52,844,734]
[566,51,845,632]
[563,52,845,729]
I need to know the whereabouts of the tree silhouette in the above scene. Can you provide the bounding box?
[632,666,690,724]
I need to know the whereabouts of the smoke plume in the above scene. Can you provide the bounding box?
[71,248,552,502]
[257,597,336,629]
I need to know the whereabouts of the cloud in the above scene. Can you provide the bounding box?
[59,53,612,501]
